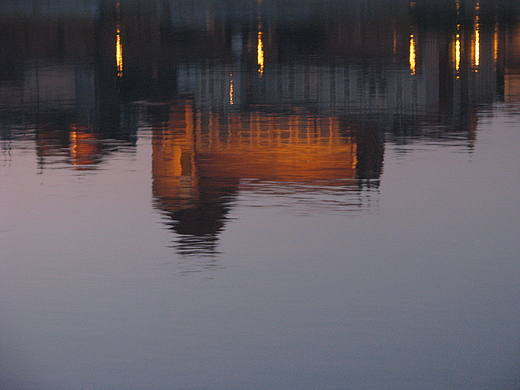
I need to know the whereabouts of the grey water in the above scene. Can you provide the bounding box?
[1,1,520,389]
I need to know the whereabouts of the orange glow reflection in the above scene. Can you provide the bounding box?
[151,102,378,213]
[70,127,100,168]
[494,21,499,66]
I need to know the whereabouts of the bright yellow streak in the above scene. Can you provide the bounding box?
[474,27,480,68]
[116,2,123,77]
[455,33,461,73]
[116,27,123,77]
[473,4,480,70]
[257,31,264,75]
[409,34,416,75]
[229,73,234,105]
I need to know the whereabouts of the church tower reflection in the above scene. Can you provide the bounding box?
[151,102,384,256]
[152,103,239,256]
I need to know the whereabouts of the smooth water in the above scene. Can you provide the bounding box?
[1,1,520,389]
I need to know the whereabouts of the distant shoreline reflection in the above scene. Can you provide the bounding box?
[1,0,519,257]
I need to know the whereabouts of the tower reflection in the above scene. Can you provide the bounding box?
[151,101,384,256]
[151,103,236,257]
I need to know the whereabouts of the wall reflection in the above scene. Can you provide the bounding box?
[0,0,519,256]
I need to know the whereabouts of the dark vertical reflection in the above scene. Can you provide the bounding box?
[96,0,123,134]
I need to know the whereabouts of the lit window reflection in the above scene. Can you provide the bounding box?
[257,30,265,76]
[453,23,461,77]
[455,32,461,72]
[454,0,461,77]
[409,33,417,75]
[116,1,123,77]
[229,73,234,105]
[473,3,480,71]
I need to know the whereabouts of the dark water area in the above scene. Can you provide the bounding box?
[1,1,520,389]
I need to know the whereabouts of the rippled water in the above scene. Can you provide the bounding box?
[1,1,520,389]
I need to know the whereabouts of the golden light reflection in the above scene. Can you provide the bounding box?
[69,127,100,167]
[152,101,383,246]
[229,73,234,105]
[194,110,359,182]
[153,103,366,192]
[473,29,480,69]
[257,30,265,76]
[116,2,123,77]
[454,27,461,76]
[409,33,417,75]
[116,29,123,77]
[454,0,461,77]
[152,104,199,211]
[472,3,480,71]
[70,130,77,158]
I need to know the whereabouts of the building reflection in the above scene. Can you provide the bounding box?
[151,104,232,257]
[0,0,136,169]
[151,101,384,256]
[0,0,519,257]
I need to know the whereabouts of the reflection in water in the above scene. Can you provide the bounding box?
[151,103,232,257]
[409,31,417,75]
[115,1,124,78]
[257,29,265,76]
[2,2,520,389]
[454,24,462,74]
[505,23,520,102]
[151,102,384,255]
[69,127,101,168]
[0,0,519,256]
[473,2,480,70]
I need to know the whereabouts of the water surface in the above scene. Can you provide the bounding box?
[1,1,520,389]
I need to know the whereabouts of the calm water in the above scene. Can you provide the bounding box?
[2,1,520,389]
